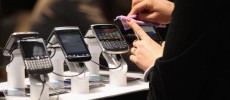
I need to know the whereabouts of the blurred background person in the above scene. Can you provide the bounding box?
[28,0,131,39]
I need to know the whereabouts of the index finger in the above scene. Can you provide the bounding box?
[126,18,151,40]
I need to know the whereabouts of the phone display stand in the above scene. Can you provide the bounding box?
[6,49,49,100]
[65,60,90,94]
[102,53,128,87]
[49,48,65,80]
[84,29,102,81]
[84,29,128,86]
[47,35,65,82]
[6,49,25,89]
[29,74,49,100]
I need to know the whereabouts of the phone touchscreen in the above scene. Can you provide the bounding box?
[55,30,91,62]
[141,26,163,44]
[94,28,124,41]
[20,39,48,60]
[92,24,129,54]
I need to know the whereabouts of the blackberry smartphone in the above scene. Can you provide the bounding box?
[91,24,129,54]
[140,26,163,44]
[18,38,53,75]
[52,26,91,62]
[126,26,163,44]
[3,32,39,56]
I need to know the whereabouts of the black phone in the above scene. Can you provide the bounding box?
[53,26,92,62]
[18,38,53,75]
[126,26,163,44]
[114,18,163,45]
[3,32,39,56]
[140,26,163,44]
[91,24,130,54]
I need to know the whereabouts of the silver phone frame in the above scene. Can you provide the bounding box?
[91,24,130,54]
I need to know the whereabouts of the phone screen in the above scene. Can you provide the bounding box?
[93,26,124,41]
[20,39,48,59]
[55,29,91,62]
[141,26,163,44]
[91,24,129,54]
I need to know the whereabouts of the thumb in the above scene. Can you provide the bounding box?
[126,18,150,40]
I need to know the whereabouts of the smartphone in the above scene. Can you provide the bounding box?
[91,24,129,54]
[125,26,163,44]
[140,26,163,44]
[18,38,53,75]
[53,26,92,62]
[3,32,39,56]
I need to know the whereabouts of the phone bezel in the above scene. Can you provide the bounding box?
[91,24,130,54]
[54,26,92,62]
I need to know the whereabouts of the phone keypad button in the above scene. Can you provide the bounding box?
[101,40,128,51]
[25,57,52,73]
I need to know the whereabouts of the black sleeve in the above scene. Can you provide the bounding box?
[147,28,230,100]
[148,32,213,100]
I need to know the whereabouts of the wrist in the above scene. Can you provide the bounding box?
[143,57,162,82]
[143,65,155,82]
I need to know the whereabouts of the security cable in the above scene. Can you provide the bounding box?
[45,82,59,100]
[38,77,46,100]
[0,47,14,69]
[47,42,59,58]
[90,58,123,70]
[75,62,86,77]
[48,47,56,58]
[52,66,85,77]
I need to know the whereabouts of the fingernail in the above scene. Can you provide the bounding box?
[126,18,131,23]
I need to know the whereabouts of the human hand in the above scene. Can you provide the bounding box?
[126,18,164,71]
[128,0,174,24]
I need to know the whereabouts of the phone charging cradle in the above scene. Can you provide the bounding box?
[29,74,49,100]
[47,35,65,84]
[84,29,101,76]
[65,60,90,94]
[102,53,128,87]
[85,29,128,87]
[6,48,50,100]
[6,49,26,89]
